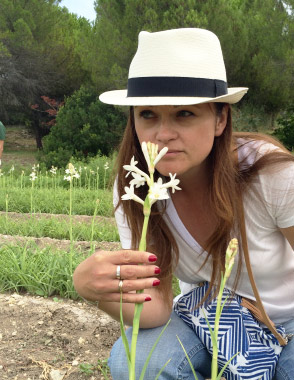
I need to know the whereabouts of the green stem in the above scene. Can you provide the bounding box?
[129,212,150,380]
[211,276,226,379]
[69,179,73,251]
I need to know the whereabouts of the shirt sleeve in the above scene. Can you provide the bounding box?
[113,180,132,249]
[259,160,294,229]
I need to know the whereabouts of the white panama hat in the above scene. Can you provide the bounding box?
[99,28,248,106]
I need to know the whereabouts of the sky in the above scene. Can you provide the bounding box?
[59,0,96,22]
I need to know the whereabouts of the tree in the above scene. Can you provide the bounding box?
[86,0,208,92]
[0,0,92,146]
[88,0,294,116]
[39,86,126,168]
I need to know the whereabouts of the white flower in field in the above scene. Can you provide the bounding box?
[148,179,169,205]
[50,166,57,175]
[78,166,82,173]
[30,171,37,181]
[104,162,109,170]
[121,184,144,205]
[9,165,15,173]
[129,172,146,188]
[0,169,3,177]
[64,163,79,181]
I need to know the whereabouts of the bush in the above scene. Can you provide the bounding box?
[39,86,127,168]
[272,105,294,151]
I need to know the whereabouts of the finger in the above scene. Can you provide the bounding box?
[120,264,160,279]
[98,292,152,304]
[97,250,158,265]
[96,277,160,294]
[118,278,160,293]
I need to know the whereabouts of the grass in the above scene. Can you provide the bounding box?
[0,214,119,242]
[0,187,114,216]
[0,243,84,298]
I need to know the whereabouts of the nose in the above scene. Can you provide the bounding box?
[155,117,178,144]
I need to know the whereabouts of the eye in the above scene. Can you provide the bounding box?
[139,110,156,119]
[176,110,194,117]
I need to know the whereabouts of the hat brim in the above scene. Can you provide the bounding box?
[99,87,248,106]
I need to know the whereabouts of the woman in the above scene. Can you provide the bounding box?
[73,28,294,379]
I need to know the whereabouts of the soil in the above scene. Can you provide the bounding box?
[0,233,121,380]
[0,292,120,380]
[0,126,122,380]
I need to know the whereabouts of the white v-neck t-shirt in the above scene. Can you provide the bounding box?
[114,139,294,324]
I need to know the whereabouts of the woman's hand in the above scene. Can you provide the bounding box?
[73,249,161,304]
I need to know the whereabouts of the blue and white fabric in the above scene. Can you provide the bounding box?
[174,282,286,380]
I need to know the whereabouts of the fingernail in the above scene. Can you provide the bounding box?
[154,267,161,275]
[153,280,160,287]
[145,296,152,302]
[148,255,157,262]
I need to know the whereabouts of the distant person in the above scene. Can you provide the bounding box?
[0,121,5,166]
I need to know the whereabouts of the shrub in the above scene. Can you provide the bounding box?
[272,105,294,151]
[39,86,127,168]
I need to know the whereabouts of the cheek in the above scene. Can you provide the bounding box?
[134,124,153,144]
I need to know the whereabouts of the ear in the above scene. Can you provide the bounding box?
[215,105,229,137]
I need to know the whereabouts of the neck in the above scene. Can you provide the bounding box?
[176,162,210,197]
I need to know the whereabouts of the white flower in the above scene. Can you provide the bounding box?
[104,162,109,170]
[129,172,146,188]
[30,172,37,181]
[123,156,139,176]
[141,142,151,170]
[50,166,57,175]
[64,163,79,181]
[121,184,144,205]
[122,142,181,209]
[9,165,14,173]
[141,142,168,173]
[161,173,181,193]
[123,156,150,183]
[148,178,169,205]
[153,147,168,166]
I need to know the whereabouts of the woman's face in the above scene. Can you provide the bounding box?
[134,103,228,181]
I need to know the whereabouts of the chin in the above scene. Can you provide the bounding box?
[156,165,184,177]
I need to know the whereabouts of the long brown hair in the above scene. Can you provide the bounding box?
[114,104,294,303]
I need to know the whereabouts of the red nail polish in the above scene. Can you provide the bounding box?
[153,280,160,287]
[154,267,161,275]
[148,255,157,262]
[145,296,151,302]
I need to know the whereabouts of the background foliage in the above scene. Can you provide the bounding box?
[38,86,126,168]
[1,0,294,166]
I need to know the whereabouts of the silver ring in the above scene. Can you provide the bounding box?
[118,280,123,293]
[116,265,121,280]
